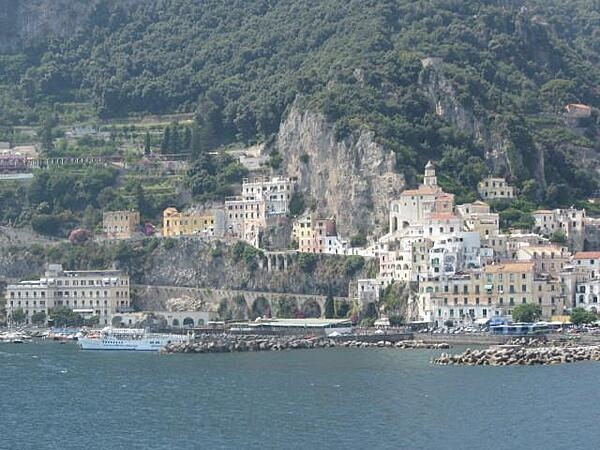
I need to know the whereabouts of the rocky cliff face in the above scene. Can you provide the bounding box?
[276,104,405,238]
[139,239,370,297]
[419,57,512,175]
[0,239,375,297]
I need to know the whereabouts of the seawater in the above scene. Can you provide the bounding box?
[1,341,599,450]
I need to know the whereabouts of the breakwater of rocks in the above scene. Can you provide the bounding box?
[433,338,600,366]
[162,335,451,354]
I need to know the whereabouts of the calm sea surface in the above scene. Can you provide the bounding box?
[1,340,599,450]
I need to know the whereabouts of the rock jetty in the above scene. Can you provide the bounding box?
[433,338,600,366]
[162,335,450,354]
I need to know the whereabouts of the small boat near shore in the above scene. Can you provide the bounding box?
[78,327,192,351]
[0,331,31,344]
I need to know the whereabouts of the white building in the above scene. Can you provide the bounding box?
[428,232,483,278]
[356,279,380,305]
[532,208,585,251]
[388,161,454,234]
[573,251,600,280]
[225,176,295,246]
[477,177,515,200]
[574,279,600,313]
[5,264,130,326]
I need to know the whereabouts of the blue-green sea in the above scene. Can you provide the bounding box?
[1,340,599,450]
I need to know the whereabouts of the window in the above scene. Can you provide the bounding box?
[521,285,527,293]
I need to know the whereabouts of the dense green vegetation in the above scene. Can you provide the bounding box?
[570,307,597,326]
[512,303,542,323]
[1,0,600,211]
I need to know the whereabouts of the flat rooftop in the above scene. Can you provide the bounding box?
[232,318,352,328]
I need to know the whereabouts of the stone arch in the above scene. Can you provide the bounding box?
[172,318,180,327]
[111,316,122,327]
[402,220,410,229]
[183,317,194,327]
[197,318,205,326]
[251,296,271,319]
[591,307,598,314]
[301,299,322,318]
[231,295,250,320]
[275,297,298,318]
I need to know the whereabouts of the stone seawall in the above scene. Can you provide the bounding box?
[417,334,507,345]
[163,336,450,354]
[433,338,600,366]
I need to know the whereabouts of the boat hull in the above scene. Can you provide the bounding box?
[78,334,188,351]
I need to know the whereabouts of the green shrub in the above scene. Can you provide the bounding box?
[343,256,364,276]
[297,253,318,273]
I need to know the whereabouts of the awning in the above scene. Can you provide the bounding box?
[489,318,507,326]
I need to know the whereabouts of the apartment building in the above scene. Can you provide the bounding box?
[418,261,566,326]
[103,210,140,239]
[532,207,585,251]
[477,177,515,200]
[162,207,215,237]
[5,264,130,326]
[225,176,295,246]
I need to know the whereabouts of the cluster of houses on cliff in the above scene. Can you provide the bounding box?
[87,161,600,328]
[354,163,597,327]
[103,176,295,248]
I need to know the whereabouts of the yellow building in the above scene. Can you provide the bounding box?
[162,207,215,237]
[103,210,140,239]
[292,215,313,241]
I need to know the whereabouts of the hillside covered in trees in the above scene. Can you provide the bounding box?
[1,0,600,208]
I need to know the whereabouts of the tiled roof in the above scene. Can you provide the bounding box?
[485,261,534,273]
[574,251,600,259]
[428,213,460,220]
[401,186,440,196]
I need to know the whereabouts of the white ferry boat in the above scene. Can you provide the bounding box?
[78,327,191,351]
